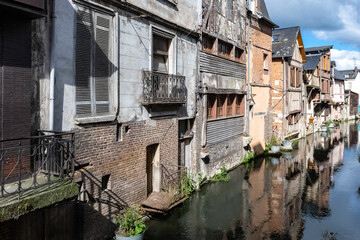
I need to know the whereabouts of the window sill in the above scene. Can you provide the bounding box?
[74,115,116,125]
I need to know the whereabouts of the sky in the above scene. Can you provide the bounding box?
[266,0,360,70]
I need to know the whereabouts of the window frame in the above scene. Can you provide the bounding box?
[207,94,245,120]
[151,27,176,74]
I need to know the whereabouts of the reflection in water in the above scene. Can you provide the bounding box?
[145,122,360,240]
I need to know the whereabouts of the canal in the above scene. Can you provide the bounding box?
[144,122,360,240]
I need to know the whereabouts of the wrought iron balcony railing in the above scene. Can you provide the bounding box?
[0,130,75,197]
[143,71,186,105]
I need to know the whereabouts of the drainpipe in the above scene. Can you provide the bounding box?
[49,1,56,131]
[246,4,251,135]
[282,57,286,140]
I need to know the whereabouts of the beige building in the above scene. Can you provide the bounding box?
[248,0,278,154]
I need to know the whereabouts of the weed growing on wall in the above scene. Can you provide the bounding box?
[210,166,230,182]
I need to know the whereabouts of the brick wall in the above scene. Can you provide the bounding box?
[74,118,179,212]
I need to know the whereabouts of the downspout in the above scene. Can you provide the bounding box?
[247,3,251,135]
[49,0,56,131]
[282,57,285,140]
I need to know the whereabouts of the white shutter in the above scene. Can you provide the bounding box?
[94,13,110,114]
[75,9,111,116]
[76,10,92,115]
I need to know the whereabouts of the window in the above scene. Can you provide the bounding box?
[217,95,226,117]
[263,53,268,70]
[272,35,280,42]
[216,0,222,13]
[218,40,232,59]
[287,113,299,125]
[207,94,245,120]
[101,174,111,190]
[203,34,215,53]
[153,34,171,72]
[290,67,295,87]
[75,9,112,116]
[235,47,244,63]
[207,94,217,120]
[226,0,233,20]
[296,69,302,87]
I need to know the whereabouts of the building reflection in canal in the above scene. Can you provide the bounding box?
[145,122,358,240]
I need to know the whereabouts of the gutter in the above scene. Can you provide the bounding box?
[247,4,251,135]
[282,57,286,140]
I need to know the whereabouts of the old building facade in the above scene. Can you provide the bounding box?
[271,27,306,139]
[38,0,201,238]
[248,0,277,154]
[197,0,248,177]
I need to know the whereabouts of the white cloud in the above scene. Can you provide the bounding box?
[313,5,360,48]
[266,0,360,49]
[331,49,360,70]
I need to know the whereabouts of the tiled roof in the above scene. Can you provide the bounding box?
[258,0,278,27]
[305,45,333,53]
[272,27,300,58]
[338,70,358,79]
[334,69,345,81]
[303,55,321,71]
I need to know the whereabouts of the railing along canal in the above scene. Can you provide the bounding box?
[0,130,75,197]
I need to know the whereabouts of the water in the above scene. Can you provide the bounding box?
[144,122,360,240]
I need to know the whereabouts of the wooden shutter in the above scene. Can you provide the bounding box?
[76,10,92,115]
[94,13,110,114]
[290,67,295,87]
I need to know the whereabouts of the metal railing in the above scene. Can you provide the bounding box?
[0,130,75,197]
[143,70,186,104]
[161,163,187,196]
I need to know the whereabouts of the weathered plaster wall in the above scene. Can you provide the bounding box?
[126,0,201,32]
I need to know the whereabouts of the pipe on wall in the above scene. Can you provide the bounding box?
[282,57,285,140]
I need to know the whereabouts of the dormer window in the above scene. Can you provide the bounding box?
[272,35,280,42]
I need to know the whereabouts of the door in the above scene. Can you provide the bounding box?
[146,144,160,196]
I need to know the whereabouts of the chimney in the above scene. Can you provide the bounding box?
[355,65,358,73]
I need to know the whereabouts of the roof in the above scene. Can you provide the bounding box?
[258,0,278,27]
[305,45,333,54]
[334,69,345,81]
[272,27,306,61]
[303,55,321,71]
[338,70,358,79]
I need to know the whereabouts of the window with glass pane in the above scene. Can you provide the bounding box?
[207,95,217,119]
[217,95,226,117]
[153,34,170,72]
[227,95,235,116]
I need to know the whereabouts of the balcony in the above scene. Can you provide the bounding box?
[143,71,186,105]
[0,131,75,198]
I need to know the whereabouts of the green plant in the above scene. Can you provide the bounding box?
[242,151,255,164]
[266,136,280,150]
[197,172,207,187]
[180,173,195,197]
[114,206,146,237]
[211,166,230,182]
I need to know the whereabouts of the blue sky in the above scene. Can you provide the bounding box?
[266,0,360,70]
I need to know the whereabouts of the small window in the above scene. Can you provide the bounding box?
[218,40,232,59]
[227,95,235,116]
[207,94,217,119]
[153,34,171,72]
[235,47,244,63]
[217,95,226,117]
[290,67,295,87]
[263,53,268,70]
[101,174,111,190]
[203,34,215,53]
[272,35,280,42]
[216,0,222,13]
[226,0,233,20]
